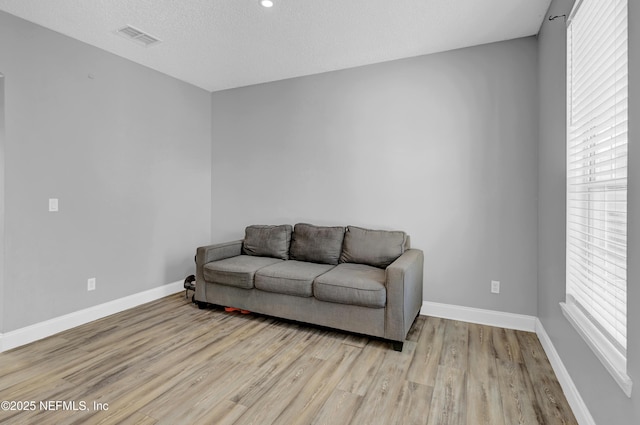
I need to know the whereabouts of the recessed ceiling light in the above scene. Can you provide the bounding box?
[260,0,274,8]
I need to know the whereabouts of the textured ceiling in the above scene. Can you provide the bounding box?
[0,0,552,92]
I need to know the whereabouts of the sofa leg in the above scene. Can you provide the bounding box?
[392,341,404,352]
[196,301,208,310]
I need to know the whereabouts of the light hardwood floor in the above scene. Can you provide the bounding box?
[0,294,577,425]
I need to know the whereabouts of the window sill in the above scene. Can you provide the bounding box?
[560,302,632,397]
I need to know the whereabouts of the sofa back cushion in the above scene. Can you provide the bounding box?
[340,225,407,268]
[290,223,345,265]
[242,224,293,260]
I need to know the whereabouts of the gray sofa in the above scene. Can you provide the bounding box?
[194,223,424,350]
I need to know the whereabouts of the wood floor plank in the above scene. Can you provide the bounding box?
[138,358,245,419]
[82,366,198,425]
[517,331,578,425]
[155,399,247,425]
[1,366,157,425]
[335,339,387,396]
[231,355,324,425]
[0,339,132,401]
[227,328,326,408]
[390,380,434,425]
[272,344,361,425]
[342,333,369,348]
[466,324,505,425]
[110,412,158,425]
[235,322,308,367]
[406,315,445,387]
[493,327,524,364]
[349,341,417,425]
[140,316,253,376]
[0,294,578,425]
[310,389,362,425]
[440,320,469,370]
[426,365,467,425]
[496,359,542,425]
[149,326,318,424]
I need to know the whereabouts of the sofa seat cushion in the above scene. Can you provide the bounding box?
[203,255,282,289]
[255,261,335,298]
[313,263,386,308]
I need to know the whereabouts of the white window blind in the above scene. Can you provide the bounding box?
[563,0,631,396]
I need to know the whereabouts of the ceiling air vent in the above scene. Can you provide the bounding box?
[116,25,161,47]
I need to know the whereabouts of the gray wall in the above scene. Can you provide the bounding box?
[538,0,640,422]
[0,11,212,332]
[0,74,5,333]
[211,37,539,316]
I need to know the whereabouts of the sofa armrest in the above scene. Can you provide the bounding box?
[195,240,243,301]
[384,249,424,342]
[196,240,243,266]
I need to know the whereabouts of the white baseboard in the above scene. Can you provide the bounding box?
[535,318,596,425]
[419,301,594,425]
[420,301,537,332]
[0,280,184,353]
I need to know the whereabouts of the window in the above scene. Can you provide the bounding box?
[562,0,631,396]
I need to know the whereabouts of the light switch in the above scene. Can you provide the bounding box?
[48,198,59,212]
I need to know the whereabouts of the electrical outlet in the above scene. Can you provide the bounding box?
[87,278,96,291]
[49,198,59,212]
[491,280,500,294]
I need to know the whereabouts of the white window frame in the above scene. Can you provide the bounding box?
[561,0,632,397]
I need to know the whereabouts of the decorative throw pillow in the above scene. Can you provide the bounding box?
[290,223,345,265]
[242,224,293,260]
[339,225,407,268]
